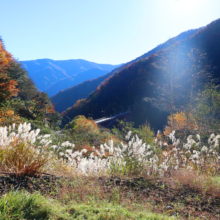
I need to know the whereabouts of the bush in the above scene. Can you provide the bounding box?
[65,115,99,134]
[112,120,155,146]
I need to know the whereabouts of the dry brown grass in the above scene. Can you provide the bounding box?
[0,139,48,177]
[57,176,107,203]
[169,169,220,196]
[0,136,79,178]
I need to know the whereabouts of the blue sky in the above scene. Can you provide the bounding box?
[0,0,219,64]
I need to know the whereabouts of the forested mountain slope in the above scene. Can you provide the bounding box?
[52,27,200,113]
[62,19,220,131]
[51,72,112,113]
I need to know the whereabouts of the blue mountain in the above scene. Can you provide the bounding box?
[21,59,121,96]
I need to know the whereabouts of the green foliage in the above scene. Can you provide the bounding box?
[138,123,155,146]
[49,111,62,129]
[111,120,137,140]
[1,98,36,120]
[110,155,146,177]
[64,115,113,148]
[6,61,38,101]
[0,191,51,220]
[0,97,61,128]
[112,120,154,146]
[193,84,220,134]
[0,190,172,220]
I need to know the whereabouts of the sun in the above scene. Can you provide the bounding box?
[174,0,200,10]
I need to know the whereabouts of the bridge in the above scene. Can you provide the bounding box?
[94,111,131,128]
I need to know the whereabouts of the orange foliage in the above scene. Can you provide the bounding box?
[73,98,86,108]
[96,86,101,91]
[0,76,19,99]
[46,104,56,113]
[77,144,95,156]
[0,108,21,126]
[0,40,19,100]
[0,40,13,72]
[164,112,198,136]
[72,115,99,134]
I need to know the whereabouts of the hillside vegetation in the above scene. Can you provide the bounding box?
[51,72,112,113]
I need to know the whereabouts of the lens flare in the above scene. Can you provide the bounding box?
[174,0,200,10]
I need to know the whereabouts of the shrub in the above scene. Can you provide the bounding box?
[163,111,198,139]
[65,115,99,135]
[112,120,155,146]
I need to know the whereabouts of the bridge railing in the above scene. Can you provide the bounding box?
[94,110,130,123]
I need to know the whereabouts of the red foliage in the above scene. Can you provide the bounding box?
[0,40,19,101]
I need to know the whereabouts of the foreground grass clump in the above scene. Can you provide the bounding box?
[0,190,173,220]
[0,123,48,176]
[0,140,49,177]
[0,123,72,177]
[0,191,52,220]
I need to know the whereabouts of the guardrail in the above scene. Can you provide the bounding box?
[94,111,130,124]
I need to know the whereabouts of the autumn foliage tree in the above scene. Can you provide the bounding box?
[32,92,56,122]
[0,108,21,126]
[0,40,19,102]
[164,111,198,138]
[66,115,99,134]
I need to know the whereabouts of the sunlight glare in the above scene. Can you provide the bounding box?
[174,0,200,10]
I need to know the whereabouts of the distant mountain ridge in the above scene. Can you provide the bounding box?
[52,27,201,113]
[45,68,108,97]
[21,59,121,96]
